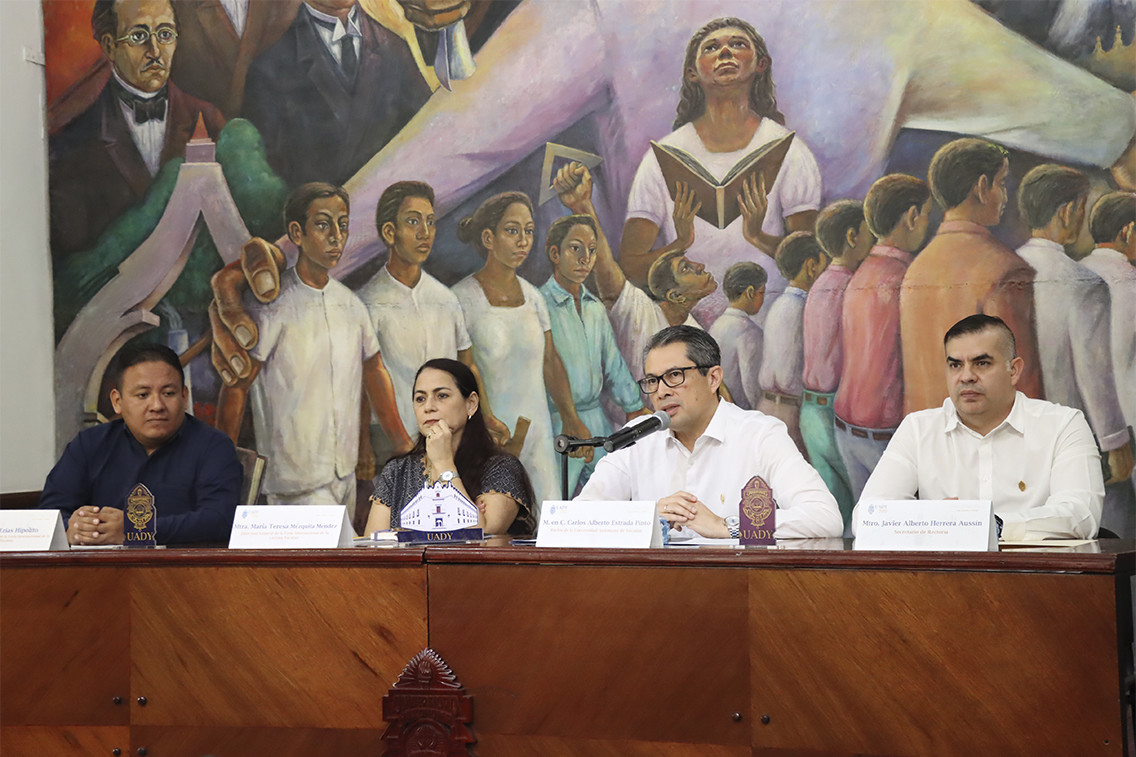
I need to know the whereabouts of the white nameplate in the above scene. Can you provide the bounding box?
[0,510,69,552]
[228,506,353,549]
[854,500,996,551]
[536,500,662,548]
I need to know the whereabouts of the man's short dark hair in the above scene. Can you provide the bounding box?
[112,343,184,389]
[375,181,435,242]
[864,174,931,238]
[943,314,1017,360]
[545,215,598,260]
[775,232,827,281]
[1089,191,1136,245]
[815,200,865,257]
[93,0,178,42]
[284,182,350,230]
[643,325,720,371]
[722,262,768,301]
[646,248,687,300]
[1018,164,1090,230]
[928,138,1009,211]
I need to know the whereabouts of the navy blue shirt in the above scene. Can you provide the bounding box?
[40,415,242,545]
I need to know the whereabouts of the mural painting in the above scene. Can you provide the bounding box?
[44,0,1136,537]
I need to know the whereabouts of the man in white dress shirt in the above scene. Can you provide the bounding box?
[578,325,842,541]
[856,315,1105,540]
[1015,165,1134,537]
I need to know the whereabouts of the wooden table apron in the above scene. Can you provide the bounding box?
[1,544,1132,757]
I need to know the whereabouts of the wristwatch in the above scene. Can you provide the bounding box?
[724,515,741,539]
[439,470,458,484]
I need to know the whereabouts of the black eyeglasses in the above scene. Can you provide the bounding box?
[637,365,712,394]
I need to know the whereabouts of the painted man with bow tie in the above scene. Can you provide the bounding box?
[48,0,226,260]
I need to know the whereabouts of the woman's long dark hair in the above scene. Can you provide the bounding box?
[673,17,785,130]
[403,358,536,516]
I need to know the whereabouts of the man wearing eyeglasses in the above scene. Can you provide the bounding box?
[578,325,842,541]
[49,0,225,259]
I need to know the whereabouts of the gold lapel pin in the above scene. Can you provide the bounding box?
[1018,481,1026,491]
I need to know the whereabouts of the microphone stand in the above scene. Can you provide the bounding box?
[553,434,606,501]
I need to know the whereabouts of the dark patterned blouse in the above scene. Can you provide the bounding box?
[372,453,535,534]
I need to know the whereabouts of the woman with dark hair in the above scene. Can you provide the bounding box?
[451,192,592,506]
[620,17,823,325]
[365,358,536,535]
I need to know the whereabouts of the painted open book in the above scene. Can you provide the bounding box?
[651,132,794,229]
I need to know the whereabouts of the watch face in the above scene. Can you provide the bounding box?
[440,470,455,482]
[725,516,740,528]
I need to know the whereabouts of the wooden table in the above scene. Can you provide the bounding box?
[2,540,1132,756]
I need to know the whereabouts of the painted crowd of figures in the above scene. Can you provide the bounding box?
[46,0,1136,536]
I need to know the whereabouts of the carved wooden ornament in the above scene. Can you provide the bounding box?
[381,648,475,756]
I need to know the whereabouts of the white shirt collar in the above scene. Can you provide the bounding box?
[1088,246,1130,264]
[943,391,1027,437]
[113,70,163,100]
[1018,237,1065,256]
[305,3,362,41]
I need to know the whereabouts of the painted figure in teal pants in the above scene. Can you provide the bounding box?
[800,200,874,531]
[539,214,646,496]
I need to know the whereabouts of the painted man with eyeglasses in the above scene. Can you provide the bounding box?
[49,0,225,259]
[578,325,841,541]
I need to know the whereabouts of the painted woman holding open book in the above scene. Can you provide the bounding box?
[620,17,823,325]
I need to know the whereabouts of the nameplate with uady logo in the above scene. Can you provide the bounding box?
[395,484,483,544]
[854,500,996,551]
[124,483,157,548]
[0,510,69,552]
[738,475,777,546]
[229,505,353,549]
[537,500,662,548]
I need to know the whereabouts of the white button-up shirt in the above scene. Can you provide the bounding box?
[709,307,764,410]
[356,265,472,432]
[248,269,381,495]
[857,392,1104,540]
[578,400,842,540]
[113,72,165,176]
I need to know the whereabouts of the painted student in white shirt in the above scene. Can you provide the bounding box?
[1014,165,1135,538]
[1081,192,1136,434]
[709,262,766,410]
[356,181,510,465]
[577,325,842,541]
[246,183,412,518]
[856,314,1106,540]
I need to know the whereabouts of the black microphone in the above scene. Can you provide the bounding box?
[602,410,671,453]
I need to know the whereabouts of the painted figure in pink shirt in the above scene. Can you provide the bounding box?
[801,200,875,528]
[835,175,931,498]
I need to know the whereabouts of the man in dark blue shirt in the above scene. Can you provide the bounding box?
[41,344,242,545]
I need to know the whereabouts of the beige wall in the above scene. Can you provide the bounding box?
[0,0,55,492]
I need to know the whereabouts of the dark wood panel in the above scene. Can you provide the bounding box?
[0,726,129,756]
[472,734,753,756]
[0,545,427,568]
[424,542,1135,574]
[0,567,130,726]
[428,564,750,746]
[748,570,1125,756]
[129,565,427,728]
[130,726,383,756]
[2,540,1132,574]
